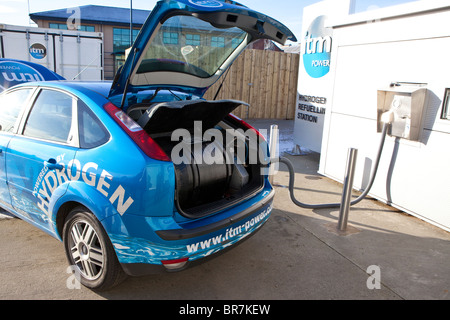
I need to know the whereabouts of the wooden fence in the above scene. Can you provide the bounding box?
[204,49,300,120]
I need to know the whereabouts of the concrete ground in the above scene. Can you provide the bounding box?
[0,120,449,300]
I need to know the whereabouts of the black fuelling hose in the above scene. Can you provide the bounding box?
[278,123,389,209]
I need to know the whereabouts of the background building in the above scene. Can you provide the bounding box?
[29,5,285,81]
[30,5,150,80]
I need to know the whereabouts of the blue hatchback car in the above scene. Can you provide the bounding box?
[0,0,295,290]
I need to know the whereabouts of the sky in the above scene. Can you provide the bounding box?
[0,0,419,43]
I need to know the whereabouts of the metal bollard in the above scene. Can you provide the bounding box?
[338,148,358,232]
[268,125,279,184]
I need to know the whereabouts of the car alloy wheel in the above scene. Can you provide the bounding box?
[68,219,104,281]
[63,206,126,291]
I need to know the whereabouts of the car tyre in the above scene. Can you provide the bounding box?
[63,206,127,291]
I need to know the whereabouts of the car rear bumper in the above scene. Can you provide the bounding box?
[156,188,274,241]
[104,187,274,276]
[120,220,267,276]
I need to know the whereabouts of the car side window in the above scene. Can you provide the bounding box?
[78,100,110,149]
[23,89,74,144]
[0,89,33,133]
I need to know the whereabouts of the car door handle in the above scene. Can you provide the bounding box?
[44,159,63,171]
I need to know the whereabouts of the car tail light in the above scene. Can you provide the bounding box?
[104,102,171,162]
[227,113,267,142]
[161,257,189,270]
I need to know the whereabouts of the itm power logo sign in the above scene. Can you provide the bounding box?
[302,16,333,79]
[0,60,44,92]
[29,43,47,60]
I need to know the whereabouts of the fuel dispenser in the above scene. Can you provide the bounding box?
[275,82,429,231]
[377,82,429,141]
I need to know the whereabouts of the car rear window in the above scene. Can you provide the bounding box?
[137,15,247,78]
